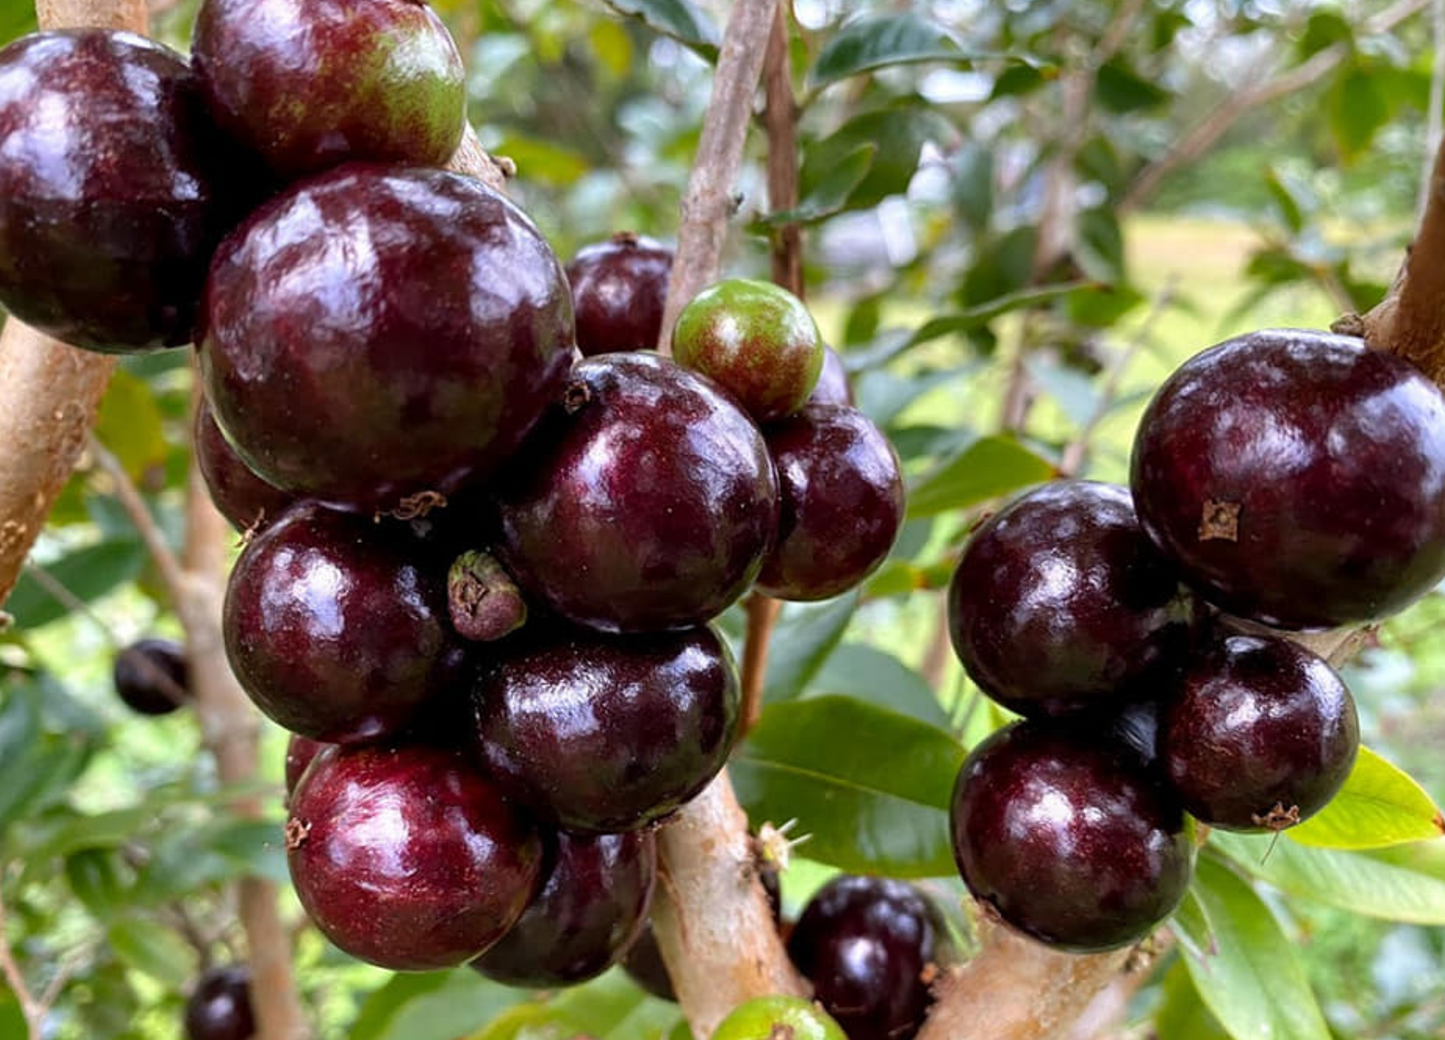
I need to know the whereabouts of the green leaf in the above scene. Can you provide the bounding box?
[809,14,964,89]
[362,969,523,1040]
[1154,961,1232,1040]
[1210,831,1445,924]
[1184,857,1331,1040]
[907,437,1055,518]
[492,134,590,187]
[1286,745,1444,849]
[1075,208,1126,284]
[758,144,876,226]
[94,369,167,483]
[808,643,951,729]
[1094,58,1170,113]
[66,849,131,920]
[952,143,993,231]
[1169,887,1216,963]
[763,594,859,705]
[800,103,956,211]
[351,973,454,1040]
[1327,63,1390,163]
[134,818,287,903]
[600,0,719,62]
[732,696,966,876]
[107,917,194,987]
[912,283,1087,348]
[5,539,146,628]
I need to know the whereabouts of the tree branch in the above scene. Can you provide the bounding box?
[87,435,188,605]
[0,880,46,1040]
[650,2,808,1035]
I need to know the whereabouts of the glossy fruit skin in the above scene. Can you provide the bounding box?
[113,639,189,716]
[0,30,234,352]
[287,742,543,970]
[757,405,905,601]
[191,0,464,180]
[712,996,848,1040]
[223,504,462,744]
[787,875,948,1040]
[184,965,254,1040]
[495,352,778,632]
[201,164,574,513]
[950,721,1194,952]
[947,481,1204,718]
[673,279,824,422]
[1161,635,1359,831]
[566,233,673,355]
[195,400,296,534]
[1131,329,1445,629]
[473,624,740,831]
[624,862,780,1001]
[471,829,656,987]
[284,735,328,796]
[808,345,853,407]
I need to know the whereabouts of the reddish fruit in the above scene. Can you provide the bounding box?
[284,735,328,796]
[223,504,462,744]
[808,345,853,407]
[566,233,673,355]
[757,404,905,601]
[672,278,824,422]
[287,743,543,970]
[0,30,237,352]
[471,829,656,987]
[473,624,740,832]
[191,0,464,179]
[495,352,778,632]
[201,164,574,513]
[947,481,1204,717]
[950,721,1194,952]
[113,639,189,715]
[1160,635,1359,831]
[1131,329,1445,628]
[194,400,295,534]
[183,965,254,1040]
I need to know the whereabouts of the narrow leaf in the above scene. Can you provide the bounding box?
[907,436,1055,518]
[808,643,951,729]
[762,593,859,705]
[1184,857,1331,1040]
[809,14,964,88]
[601,0,719,61]
[5,539,146,628]
[1286,745,1444,849]
[107,917,194,987]
[732,696,966,876]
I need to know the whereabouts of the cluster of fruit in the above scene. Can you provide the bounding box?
[946,327,1445,952]
[625,870,951,1040]
[0,0,908,988]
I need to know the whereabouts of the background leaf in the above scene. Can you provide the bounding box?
[1287,746,1444,849]
[809,13,964,88]
[762,594,859,705]
[907,437,1055,518]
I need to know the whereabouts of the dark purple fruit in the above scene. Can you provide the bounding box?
[473,624,740,832]
[1131,329,1445,629]
[672,279,824,422]
[787,875,949,1040]
[947,481,1204,718]
[201,164,574,514]
[495,352,778,632]
[223,504,462,744]
[194,400,296,534]
[113,639,189,715]
[808,345,853,407]
[757,404,905,601]
[566,233,673,355]
[287,742,543,970]
[624,859,780,1001]
[471,829,656,987]
[183,965,254,1040]
[1161,634,1358,831]
[191,0,464,179]
[0,30,235,352]
[284,735,328,796]
[950,721,1194,952]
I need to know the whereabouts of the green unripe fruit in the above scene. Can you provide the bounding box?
[672,279,824,423]
[712,996,849,1040]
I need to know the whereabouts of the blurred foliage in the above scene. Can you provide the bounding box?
[2,1,1445,1039]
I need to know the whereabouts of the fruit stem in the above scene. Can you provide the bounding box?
[653,0,781,354]
[1360,132,1445,384]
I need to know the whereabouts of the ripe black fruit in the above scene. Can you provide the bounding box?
[1131,329,1445,628]
[566,233,673,355]
[950,721,1194,952]
[183,965,254,1040]
[948,481,1202,717]
[1160,634,1359,831]
[113,639,189,716]
[787,875,949,1040]
[194,400,295,534]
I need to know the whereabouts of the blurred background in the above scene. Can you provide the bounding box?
[2,1,1444,1037]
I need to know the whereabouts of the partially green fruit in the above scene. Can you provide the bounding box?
[672,278,823,423]
[712,996,848,1040]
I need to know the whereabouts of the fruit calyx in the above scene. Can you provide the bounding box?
[447,550,528,642]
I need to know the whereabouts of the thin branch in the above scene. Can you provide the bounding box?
[86,435,188,606]
[0,879,45,1040]
[1419,0,1445,220]
[1120,0,1430,214]
[655,0,783,354]
[20,562,122,647]
[740,595,782,732]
